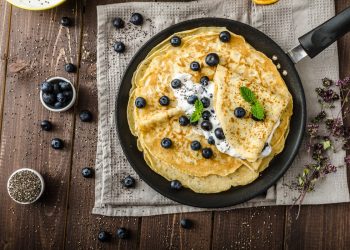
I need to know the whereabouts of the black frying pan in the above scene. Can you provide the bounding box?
[116,7,350,208]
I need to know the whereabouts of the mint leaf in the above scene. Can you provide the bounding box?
[190,99,204,123]
[240,86,257,104]
[251,101,265,120]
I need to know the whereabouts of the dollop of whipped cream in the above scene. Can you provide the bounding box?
[171,73,277,159]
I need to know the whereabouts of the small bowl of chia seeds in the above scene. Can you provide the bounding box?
[39,76,76,112]
[7,168,45,204]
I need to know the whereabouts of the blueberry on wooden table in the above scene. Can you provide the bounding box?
[170,180,182,190]
[170,36,181,47]
[159,95,170,106]
[112,17,125,29]
[135,97,146,108]
[171,79,182,89]
[205,53,220,66]
[202,148,213,159]
[40,120,52,131]
[180,218,193,229]
[161,138,172,149]
[64,63,76,73]
[191,140,201,151]
[51,138,64,150]
[179,115,190,126]
[116,228,129,239]
[113,41,126,53]
[60,17,72,27]
[200,76,209,86]
[122,175,135,188]
[130,13,143,25]
[81,167,94,178]
[98,231,111,242]
[40,81,54,93]
[190,61,200,71]
[79,110,93,122]
[219,31,231,42]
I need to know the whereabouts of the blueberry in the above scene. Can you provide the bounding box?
[56,92,67,103]
[65,63,76,73]
[114,41,126,53]
[53,83,61,93]
[41,81,54,93]
[58,81,71,91]
[54,102,64,109]
[161,138,172,149]
[51,138,64,149]
[179,116,190,126]
[214,128,225,140]
[200,76,209,86]
[81,167,94,178]
[202,148,213,159]
[63,90,73,100]
[40,120,52,131]
[219,31,231,42]
[42,93,56,105]
[202,110,211,120]
[116,228,129,239]
[171,79,182,89]
[79,110,93,122]
[234,107,246,118]
[191,140,201,151]
[170,36,181,47]
[112,17,124,29]
[122,175,135,188]
[170,180,182,190]
[98,231,110,242]
[205,53,220,66]
[187,95,198,105]
[180,219,192,229]
[159,96,170,106]
[190,61,200,71]
[201,97,210,108]
[208,136,215,145]
[60,17,71,27]
[201,121,213,131]
[135,97,146,108]
[130,13,143,25]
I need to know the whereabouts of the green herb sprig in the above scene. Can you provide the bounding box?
[239,86,265,120]
[190,99,204,123]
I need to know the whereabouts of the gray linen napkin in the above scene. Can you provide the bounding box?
[93,0,350,216]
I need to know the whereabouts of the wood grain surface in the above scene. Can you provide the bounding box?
[0,0,349,249]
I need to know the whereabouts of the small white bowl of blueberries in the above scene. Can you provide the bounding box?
[40,76,76,112]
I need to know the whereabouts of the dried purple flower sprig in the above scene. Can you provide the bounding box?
[291,77,350,219]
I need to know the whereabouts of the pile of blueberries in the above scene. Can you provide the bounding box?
[41,80,74,109]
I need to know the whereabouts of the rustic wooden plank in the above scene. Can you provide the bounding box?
[64,1,140,249]
[211,207,285,249]
[284,1,350,249]
[140,212,213,249]
[0,1,82,249]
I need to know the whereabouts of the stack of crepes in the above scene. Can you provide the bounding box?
[127,27,293,193]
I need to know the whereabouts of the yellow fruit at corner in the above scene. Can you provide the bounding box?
[253,0,279,5]
[6,0,65,11]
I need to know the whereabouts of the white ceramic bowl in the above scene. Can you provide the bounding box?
[7,168,45,205]
[40,76,76,112]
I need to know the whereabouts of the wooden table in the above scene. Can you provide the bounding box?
[0,0,349,249]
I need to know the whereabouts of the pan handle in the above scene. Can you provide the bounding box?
[298,6,350,58]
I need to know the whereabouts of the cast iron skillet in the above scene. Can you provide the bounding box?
[116,7,350,208]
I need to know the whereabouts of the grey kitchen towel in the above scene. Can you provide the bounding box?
[93,0,350,216]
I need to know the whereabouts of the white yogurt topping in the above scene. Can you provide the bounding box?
[172,73,278,159]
